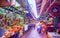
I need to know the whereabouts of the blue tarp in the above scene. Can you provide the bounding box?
[0,28,5,37]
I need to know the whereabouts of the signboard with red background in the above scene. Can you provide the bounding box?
[0,0,10,7]
[49,0,60,17]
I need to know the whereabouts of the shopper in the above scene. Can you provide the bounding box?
[34,24,36,29]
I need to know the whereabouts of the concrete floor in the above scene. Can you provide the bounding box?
[21,28,48,38]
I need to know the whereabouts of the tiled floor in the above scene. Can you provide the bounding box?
[21,28,47,38]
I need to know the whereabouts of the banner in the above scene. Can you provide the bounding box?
[49,1,60,17]
[0,8,6,13]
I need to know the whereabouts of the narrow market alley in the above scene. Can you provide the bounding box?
[0,0,60,38]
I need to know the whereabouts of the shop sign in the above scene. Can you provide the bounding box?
[0,0,10,7]
[49,3,60,17]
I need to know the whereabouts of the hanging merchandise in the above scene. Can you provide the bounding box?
[47,17,54,27]
[9,6,18,11]
[10,0,16,6]
[0,8,6,14]
[0,14,4,19]
[15,1,21,7]
[2,7,13,12]
[24,18,29,24]
[20,16,24,26]
[6,13,14,20]
[2,6,26,17]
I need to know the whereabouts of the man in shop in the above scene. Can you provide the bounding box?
[33,24,36,29]
[37,25,42,34]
